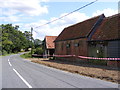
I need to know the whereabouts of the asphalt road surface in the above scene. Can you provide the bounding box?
[1,53,119,88]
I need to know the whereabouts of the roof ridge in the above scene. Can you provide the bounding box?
[87,14,105,40]
[91,13,119,41]
[106,13,120,19]
[55,14,105,42]
[64,14,104,29]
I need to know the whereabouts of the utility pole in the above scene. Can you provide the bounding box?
[31,27,33,57]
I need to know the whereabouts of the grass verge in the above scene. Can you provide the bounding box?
[0,51,25,57]
[20,52,31,58]
[2,53,15,56]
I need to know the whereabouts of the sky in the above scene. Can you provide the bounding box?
[0,0,119,40]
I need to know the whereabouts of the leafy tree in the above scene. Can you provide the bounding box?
[24,31,33,51]
[2,40,13,53]
[0,24,33,55]
[34,39,42,48]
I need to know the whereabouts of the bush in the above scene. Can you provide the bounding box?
[20,52,31,58]
[34,47,43,55]
[32,49,36,54]
[2,50,8,55]
[0,51,2,56]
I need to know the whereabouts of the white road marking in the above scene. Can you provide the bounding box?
[13,68,32,88]
[8,62,12,67]
[8,59,9,62]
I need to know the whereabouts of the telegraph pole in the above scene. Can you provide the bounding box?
[31,27,33,57]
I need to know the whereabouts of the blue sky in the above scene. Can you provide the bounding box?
[0,0,119,40]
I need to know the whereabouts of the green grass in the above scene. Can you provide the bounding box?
[0,51,28,58]
[20,52,31,58]
[0,53,15,57]
[0,51,24,57]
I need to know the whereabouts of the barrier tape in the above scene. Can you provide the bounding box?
[53,55,75,57]
[77,56,120,61]
[32,54,120,61]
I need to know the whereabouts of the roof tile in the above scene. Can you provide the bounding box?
[91,13,120,41]
[45,36,57,49]
[55,15,102,42]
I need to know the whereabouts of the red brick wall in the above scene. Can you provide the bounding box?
[107,61,120,67]
[55,38,88,58]
[55,39,120,67]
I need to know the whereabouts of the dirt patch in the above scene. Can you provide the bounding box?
[26,58,120,83]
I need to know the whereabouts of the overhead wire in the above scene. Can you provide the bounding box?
[32,0,98,33]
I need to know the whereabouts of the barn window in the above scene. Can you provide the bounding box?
[74,43,79,47]
[66,44,70,48]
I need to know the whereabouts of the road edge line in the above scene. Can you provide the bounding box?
[8,62,12,67]
[13,68,32,88]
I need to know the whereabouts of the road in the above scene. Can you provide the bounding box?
[1,53,119,88]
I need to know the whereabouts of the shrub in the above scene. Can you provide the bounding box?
[34,47,43,55]
[2,50,8,55]
[0,51,2,56]
[20,52,31,58]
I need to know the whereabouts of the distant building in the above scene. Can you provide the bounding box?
[43,36,57,57]
[54,14,105,59]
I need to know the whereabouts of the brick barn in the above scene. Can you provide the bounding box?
[43,36,57,57]
[54,14,105,60]
[88,14,120,67]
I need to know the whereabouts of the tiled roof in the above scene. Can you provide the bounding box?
[45,36,57,49]
[91,13,120,41]
[55,15,102,42]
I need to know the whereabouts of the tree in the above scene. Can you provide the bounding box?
[2,40,13,53]
[34,39,42,48]
[0,24,33,54]
[24,31,33,51]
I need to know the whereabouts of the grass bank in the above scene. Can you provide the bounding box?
[20,52,31,58]
[0,51,26,57]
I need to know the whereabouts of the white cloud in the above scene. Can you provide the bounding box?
[21,12,89,40]
[0,16,20,22]
[22,8,118,40]
[0,0,48,16]
[0,0,49,23]
[92,8,118,17]
[51,12,89,26]
[1,9,18,16]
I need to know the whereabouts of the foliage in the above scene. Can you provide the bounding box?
[0,24,33,55]
[34,39,42,48]
[34,47,43,55]
[2,50,8,55]
[20,52,31,58]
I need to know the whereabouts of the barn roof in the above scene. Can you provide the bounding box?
[91,13,120,41]
[45,36,57,49]
[54,14,103,42]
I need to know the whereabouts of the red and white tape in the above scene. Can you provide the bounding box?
[77,56,120,60]
[53,55,75,57]
[54,55,120,61]
[32,54,120,60]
